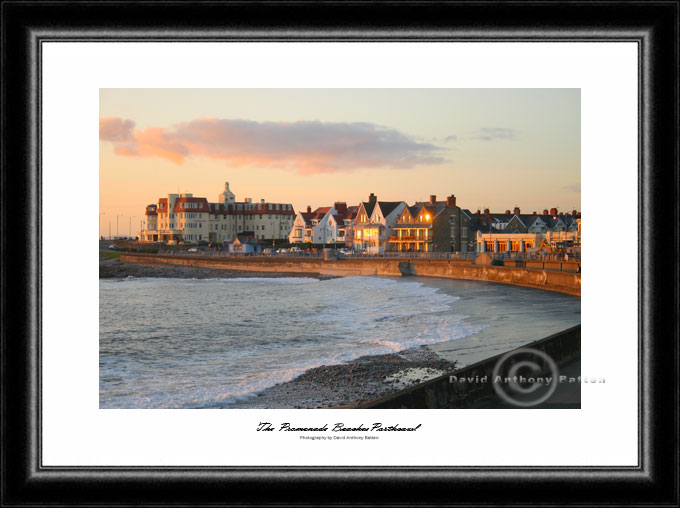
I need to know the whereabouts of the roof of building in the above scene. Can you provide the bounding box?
[172,197,211,213]
[465,210,581,233]
[208,201,295,216]
[344,205,358,220]
[297,206,333,227]
[367,202,378,217]
[376,201,403,218]
[231,236,262,245]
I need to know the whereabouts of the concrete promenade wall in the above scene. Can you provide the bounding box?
[119,253,580,296]
[357,325,581,409]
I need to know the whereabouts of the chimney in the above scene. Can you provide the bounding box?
[476,209,481,215]
[429,195,437,204]
[513,206,521,215]
[484,208,491,225]
[446,195,456,207]
[261,199,265,205]
[550,207,558,216]
[533,211,537,215]
[505,210,511,215]
[334,201,347,214]
[572,209,578,216]
[543,209,549,215]
[368,193,377,204]
[306,205,311,213]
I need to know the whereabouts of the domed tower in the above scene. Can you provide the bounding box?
[219,181,235,204]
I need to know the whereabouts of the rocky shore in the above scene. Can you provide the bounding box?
[99,256,335,280]
[228,346,457,409]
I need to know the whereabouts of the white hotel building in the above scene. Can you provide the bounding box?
[140,182,295,244]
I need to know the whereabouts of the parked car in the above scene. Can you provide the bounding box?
[263,248,274,255]
[277,248,289,254]
[108,244,121,250]
[187,247,198,253]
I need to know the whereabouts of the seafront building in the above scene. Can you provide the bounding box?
[288,202,358,246]
[469,208,581,255]
[140,182,295,244]
[353,193,407,255]
[139,183,580,255]
[389,194,469,253]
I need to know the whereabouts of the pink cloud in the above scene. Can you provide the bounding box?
[99,117,447,174]
[99,117,135,142]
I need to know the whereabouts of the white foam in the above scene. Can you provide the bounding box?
[99,276,492,408]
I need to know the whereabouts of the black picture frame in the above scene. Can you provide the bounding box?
[2,1,678,505]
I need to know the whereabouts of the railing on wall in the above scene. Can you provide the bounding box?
[154,247,579,263]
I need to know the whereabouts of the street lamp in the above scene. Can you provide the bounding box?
[116,214,123,239]
[99,212,105,240]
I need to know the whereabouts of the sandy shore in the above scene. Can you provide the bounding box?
[227,346,457,409]
[99,257,336,280]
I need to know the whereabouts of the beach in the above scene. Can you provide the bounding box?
[99,258,580,409]
[228,345,456,409]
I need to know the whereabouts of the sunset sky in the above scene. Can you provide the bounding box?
[99,88,580,236]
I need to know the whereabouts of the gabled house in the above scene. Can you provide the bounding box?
[326,203,358,246]
[389,194,468,252]
[288,202,358,245]
[288,206,331,244]
[352,194,406,254]
[335,205,358,248]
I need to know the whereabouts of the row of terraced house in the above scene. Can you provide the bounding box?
[288,193,580,255]
[138,182,580,255]
[290,193,480,255]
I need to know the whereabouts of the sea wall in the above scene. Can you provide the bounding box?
[119,253,580,295]
[357,324,581,409]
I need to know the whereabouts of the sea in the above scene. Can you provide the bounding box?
[99,276,581,409]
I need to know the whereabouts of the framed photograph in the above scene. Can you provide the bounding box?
[2,1,678,505]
